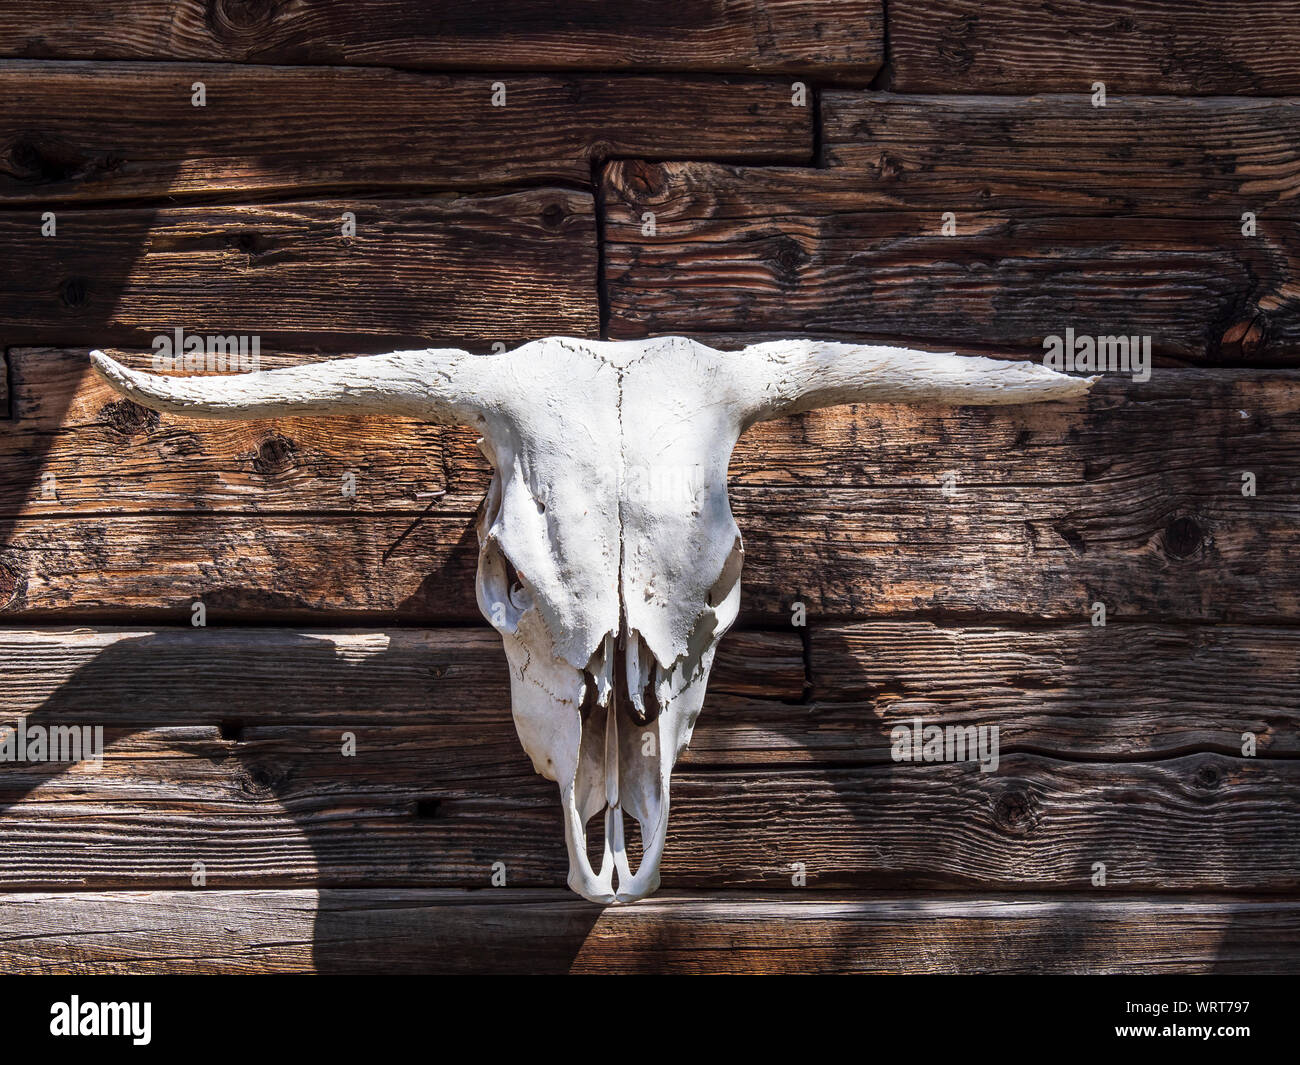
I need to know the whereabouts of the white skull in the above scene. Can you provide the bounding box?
[92,336,1093,902]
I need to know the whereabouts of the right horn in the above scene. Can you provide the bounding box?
[730,340,1097,423]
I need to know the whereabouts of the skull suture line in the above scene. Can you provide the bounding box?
[92,337,1093,903]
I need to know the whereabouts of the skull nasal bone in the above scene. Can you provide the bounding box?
[616,629,660,725]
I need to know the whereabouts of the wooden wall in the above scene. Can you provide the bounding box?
[1,1,1298,973]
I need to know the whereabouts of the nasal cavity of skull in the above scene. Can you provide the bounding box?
[616,632,661,725]
[579,669,601,719]
[585,808,644,873]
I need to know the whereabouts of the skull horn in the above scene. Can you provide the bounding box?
[734,341,1097,423]
[90,347,503,424]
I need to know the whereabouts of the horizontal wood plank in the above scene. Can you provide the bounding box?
[811,622,1300,757]
[0,727,1294,890]
[0,62,811,204]
[0,2,883,79]
[602,160,1299,364]
[0,626,805,722]
[0,511,482,622]
[886,0,1300,95]
[1,617,1292,755]
[0,194,598,350]
[4,368,1295,624]
[2,347,452,512]
[2,626,1294,893]
[1,890,1293,974]
[821,93,1300,218]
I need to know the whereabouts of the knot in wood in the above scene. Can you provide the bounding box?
[253,434,297,476]
[99,398,159,437]
[992,788,1041,836]
[1163,516,1205,560]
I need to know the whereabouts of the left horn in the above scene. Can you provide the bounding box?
[91,347,502,424]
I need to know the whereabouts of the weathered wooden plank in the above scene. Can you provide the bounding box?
[602,160,1298,364]
[0,730,1294,890]
[0,62,811,204]
[4,369,1295,623]
[811,622,1300,758]
[2,347,453,513]
[0,512,481,622]
[886,0,1300,95]
[0,194,597,350]
[820,93,1300,218]
[1,890,1294,974]
[8,621,1292,759]
[0,2,883,79]
[0,626,805,722]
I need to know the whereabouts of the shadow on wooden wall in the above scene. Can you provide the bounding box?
[5,623,1291,972]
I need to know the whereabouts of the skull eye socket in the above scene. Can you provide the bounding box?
[508,563,528,607]
[476,535,534,632]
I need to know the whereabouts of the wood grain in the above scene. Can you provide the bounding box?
[0,194,598,350]
[811,622,1300,758]
[3,347,452,513]
[0,619,1291,756]
[0,727,1294,889]
[602,160,1299,364]
[0,1,883,79]
[0,626,805,722]
[886,0,1300,95]
[0,62,812,204]
[2,624,1295,893]
[4,367,1293,624]
[1,890,1293,974]
[821,93,1300,218]
[2,0,1297,980]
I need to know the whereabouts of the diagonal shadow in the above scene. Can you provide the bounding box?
[1,630,602,973]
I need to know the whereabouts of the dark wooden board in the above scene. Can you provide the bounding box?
[1,890,1293,974]
[2,620,1293,756]
[811,622,1300,758]
[821,93,1300,218]
[0,726,1294,890]
[0,511,483,623]
[0,194,598,350]
[0,626,805,722]
[1,0,1295,981]
[886,0,1300,95]
[4,367,1294,624]
[0,62,811,204]
[602,161,1298,364]
[0,2,883,79]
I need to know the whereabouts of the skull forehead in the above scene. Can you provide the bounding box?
[477,343,621,666]
[617,356,745,665]
[482,338,746,668]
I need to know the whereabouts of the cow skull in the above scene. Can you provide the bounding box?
[92,337,1093,903]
